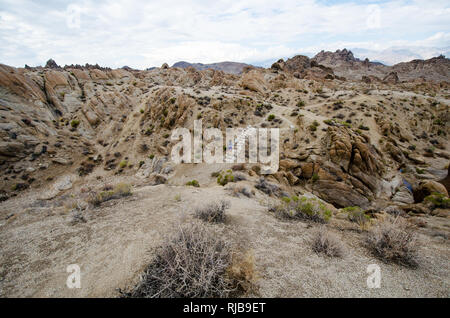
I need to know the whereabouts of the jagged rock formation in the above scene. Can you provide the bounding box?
[0,54,448,210]
[271,55,336,80]
[312,49,450,82]
[172,61,255,75]
[45,59,60,69]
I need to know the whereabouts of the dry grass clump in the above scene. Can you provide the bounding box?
[88,183,132,207]
[311,226,345,258]
[195,200,230,223]
[123,222,256,298]
[226,251,259,296]
[366,216,418,268]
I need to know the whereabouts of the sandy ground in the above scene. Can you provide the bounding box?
[0,179,449,298]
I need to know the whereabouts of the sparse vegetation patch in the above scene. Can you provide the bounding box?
[366,217,418,268]
[121,222,256,298]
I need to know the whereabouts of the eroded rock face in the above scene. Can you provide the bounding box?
[0,54,447,212]
[383,141,405,163]
[326,126,383,177]
[298,126,385,208]
[383,71,399,84]
[0,64,46,102]
[313,180,369,208]
[392,185,415,204]
[239,69,267,94]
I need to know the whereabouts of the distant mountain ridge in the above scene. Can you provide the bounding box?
[171,61,255,74]
[351,46,450,66]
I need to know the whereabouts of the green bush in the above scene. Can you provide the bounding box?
[309,120,320,131]
[358,124,370,131]
[267,114,275,121]
[424,193,450,209]
[119,160,128,169]
[70,119,80,128]
[186,180,200,187]
[281,196,291,204]
[415,167,424,174]
[217,170,234,186]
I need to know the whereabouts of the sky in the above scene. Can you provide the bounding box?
[0,0,449,69]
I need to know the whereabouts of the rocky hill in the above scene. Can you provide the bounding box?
[311,49,450,82]
[0,55,449,297]
[172,61,254,74]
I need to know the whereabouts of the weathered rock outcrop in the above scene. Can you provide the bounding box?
[239,69,267,94]
[270,55,335,80]
[414,180,449,203]
[313,180,370,208]
[305,126,384,207]
[311,48,450,82]
[0,64,46,102]
[382,71,399,84]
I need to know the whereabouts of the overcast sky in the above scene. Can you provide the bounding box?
[0,0,449,69]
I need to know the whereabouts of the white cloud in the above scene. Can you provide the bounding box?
[0,0,449,68]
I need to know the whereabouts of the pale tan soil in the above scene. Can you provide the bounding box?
[0,180,448,298]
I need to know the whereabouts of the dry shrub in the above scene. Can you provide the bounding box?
[226,251,259,296]
[343,206,371,230]
[228,184,253,198]
[195,200,230,223]
[123,222,256,298]
[311,226,345,258]
[272,196,332,223]
[366,217,418,268]
[255,177,281,196]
